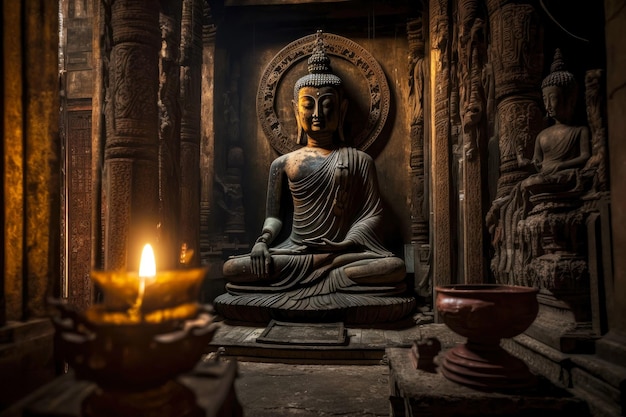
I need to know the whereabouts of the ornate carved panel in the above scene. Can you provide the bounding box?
[66,111,93,310]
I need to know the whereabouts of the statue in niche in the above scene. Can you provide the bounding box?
[486,49,601,353]
[519,49,591,205]
[214,32,414,324]
[487,49,593,286]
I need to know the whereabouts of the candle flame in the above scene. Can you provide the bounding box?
[139,244,156,278]
[131,243,156,321]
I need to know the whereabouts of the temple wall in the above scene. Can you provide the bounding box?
[597,0,626,367]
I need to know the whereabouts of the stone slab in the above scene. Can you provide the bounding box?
[256,320,348,346]
[387,347,590,417]
[208,321,442,364]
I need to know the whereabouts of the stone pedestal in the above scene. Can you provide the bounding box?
[520,198,598,353]
[387,324,590,417]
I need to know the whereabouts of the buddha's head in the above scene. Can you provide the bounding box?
[541,49,577,124]
[293,31,348,145]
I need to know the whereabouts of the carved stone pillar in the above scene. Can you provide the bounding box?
[485,0,544,283]
[104,0,160,271]
[179,0,203,266]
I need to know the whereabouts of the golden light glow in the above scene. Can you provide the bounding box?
[139,244,156,278]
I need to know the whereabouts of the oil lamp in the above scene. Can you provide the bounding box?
[51,243,218,417]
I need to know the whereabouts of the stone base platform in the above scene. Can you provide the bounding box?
[213,292,416,325]
[207,319,441,364]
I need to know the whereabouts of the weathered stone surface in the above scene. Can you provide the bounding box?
[503,333,626,417]
[234,362,390,417]
[387,346,589,417]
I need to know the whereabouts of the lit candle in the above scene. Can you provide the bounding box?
[133,243,156,316]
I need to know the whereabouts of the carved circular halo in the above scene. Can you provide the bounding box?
[256,33,391,155]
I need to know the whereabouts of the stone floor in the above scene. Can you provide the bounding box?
[208,315,433,416]
[208,314,434,416]
[209,319,589,417]
[233,361,391,417]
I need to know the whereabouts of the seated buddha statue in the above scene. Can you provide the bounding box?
[214,33,414,324]
[520,49,591,199]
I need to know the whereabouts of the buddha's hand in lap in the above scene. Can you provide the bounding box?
[303,238,354,252]
[251,242,271,277]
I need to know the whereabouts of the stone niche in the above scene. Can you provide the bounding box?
[206,2,415,278]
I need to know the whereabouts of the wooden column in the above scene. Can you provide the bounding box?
[429,0,453,301]
[0,0,60,404]
[104,0,160,271]
[2,0,60,322]
[455,0,489,283]
[407,14,431,298]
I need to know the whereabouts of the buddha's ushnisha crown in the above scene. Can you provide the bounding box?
[541,48,576,90]
[293,30,342,100]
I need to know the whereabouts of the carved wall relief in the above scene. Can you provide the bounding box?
[583,69,609,195]
[215,60,247,243]
[66,112,93,310]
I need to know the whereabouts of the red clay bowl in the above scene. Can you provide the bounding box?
[435,284,539,342]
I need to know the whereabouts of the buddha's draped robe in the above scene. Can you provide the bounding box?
[225,147,404,309]
[518,125,590,202]
[538,126,587,176]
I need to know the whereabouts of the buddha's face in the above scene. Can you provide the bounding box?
[296,86,341,138]
[542,85,574,122]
